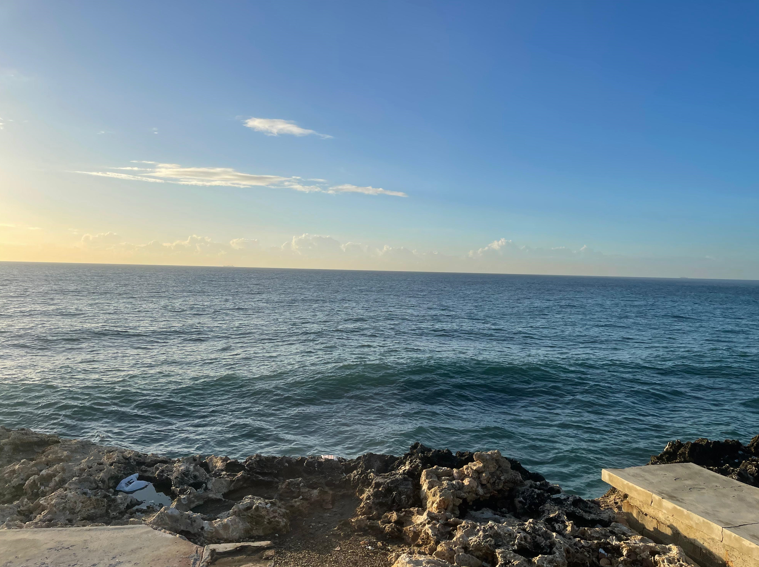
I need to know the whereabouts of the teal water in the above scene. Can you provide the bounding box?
[1,262,758,497]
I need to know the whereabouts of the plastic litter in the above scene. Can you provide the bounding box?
[116,473,172,509]
[116,473,149,494]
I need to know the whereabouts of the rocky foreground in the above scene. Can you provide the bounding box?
[0,427,700,567]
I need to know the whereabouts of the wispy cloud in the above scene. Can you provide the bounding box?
[243,117,332,139]
[328,184,407,197]
[74,162,407,197]
[0,222,42,231]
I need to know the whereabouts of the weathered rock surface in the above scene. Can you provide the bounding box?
[0,427,697,565]
[146,495,289,543]
[420,451,523,515]
[0,427,328,542]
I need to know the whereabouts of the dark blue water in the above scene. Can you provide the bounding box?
[1,262,758,496]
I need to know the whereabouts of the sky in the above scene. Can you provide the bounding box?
[1,1,758,278]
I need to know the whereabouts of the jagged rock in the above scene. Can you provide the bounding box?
[617,538,695,567]
[147,506,206,536]
[392,554,454,567]
[148,495,289,543]
[0,428,61,469]
[651,436,759,487]
[401,516,695,567]
[0,429,175,529]
[154,456,210,494]
[357,472,418,519]
[372,447,674,567]
[205,495,289,542]
[0,427,700,565]
[170,486,223,512]
[420,451,524,515]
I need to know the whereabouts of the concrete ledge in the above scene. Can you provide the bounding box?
[603,463,759,567]
[0,525,203,567]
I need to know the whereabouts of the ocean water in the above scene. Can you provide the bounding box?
[1,262,758,497]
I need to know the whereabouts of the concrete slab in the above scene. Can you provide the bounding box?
[603,463,759,567]
[0,525,203,567]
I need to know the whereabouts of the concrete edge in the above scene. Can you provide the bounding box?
[602,467,725,542]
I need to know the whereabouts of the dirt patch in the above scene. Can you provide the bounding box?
[211,495,400,567]
[272,535,400,567]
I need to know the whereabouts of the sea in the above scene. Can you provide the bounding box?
[1,262,758,497]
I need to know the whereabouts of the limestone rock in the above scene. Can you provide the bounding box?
[205,496,289,543]
[420,451,524,515]
[0,427,698,566]
[148,496,289,544]
[154,456,210,493]
[147,506,206,536]
[392,553,454,567]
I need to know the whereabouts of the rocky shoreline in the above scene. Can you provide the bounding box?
[4,428,754,567]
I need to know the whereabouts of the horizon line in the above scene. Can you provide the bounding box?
[1,259,757,283]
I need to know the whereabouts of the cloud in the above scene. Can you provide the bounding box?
[70,233,607,272]
[230,237,258,250]
[328,184,408,198]
[0,223,42,231]
[75,162,407,197]
[282,234,344,257]
[468,238,604,261]
[63,230,436,270]
[377,244,420,261]
[3,230,756,279]
[0,117,4,130]
[80,232,123,248]
[243,117,332,139]
[469,238,514,257]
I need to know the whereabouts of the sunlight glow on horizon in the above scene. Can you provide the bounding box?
[1,2,758,278]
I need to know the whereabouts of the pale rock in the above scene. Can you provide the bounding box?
[453,552,482,567]
[147,506,206,536]
[392,553,454,567]
[205,496,289,543]
[421,451,523,516]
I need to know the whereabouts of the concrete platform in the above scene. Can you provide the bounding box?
[603,463,759,567]
[0,525,203,567]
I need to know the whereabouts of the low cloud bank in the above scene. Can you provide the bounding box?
[1,233,747,279]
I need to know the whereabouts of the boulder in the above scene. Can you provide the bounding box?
[205,496,289,543]
[420,451,524,516]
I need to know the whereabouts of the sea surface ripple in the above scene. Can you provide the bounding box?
[1,262,758,496]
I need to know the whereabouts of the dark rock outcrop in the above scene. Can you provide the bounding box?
[650,435,759,487]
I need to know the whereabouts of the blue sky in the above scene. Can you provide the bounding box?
[1,1,758,277]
